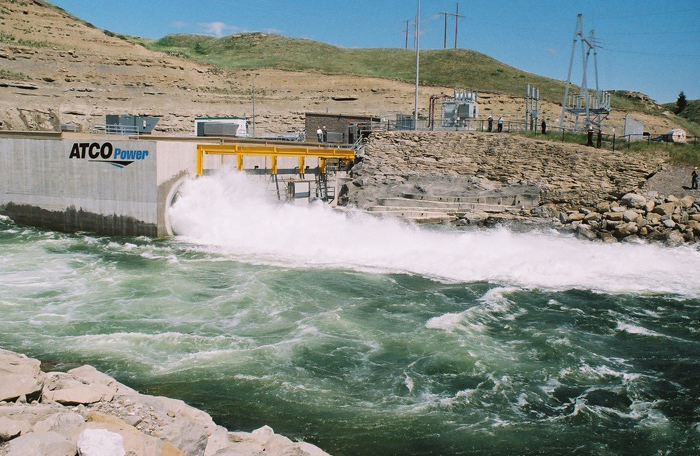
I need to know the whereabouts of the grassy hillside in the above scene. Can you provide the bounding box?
[140,32,692,119]
[663,99,700,126]
[140,33,567,102]
[27,2,700,132]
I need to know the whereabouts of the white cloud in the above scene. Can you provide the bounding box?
[200,21,239,37]
[171,21,282,38]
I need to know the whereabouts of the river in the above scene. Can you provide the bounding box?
[2,169,700,455]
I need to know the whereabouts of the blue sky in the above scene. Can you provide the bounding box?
[50,0,699,104]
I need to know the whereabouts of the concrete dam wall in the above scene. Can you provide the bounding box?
[0,133,194,237]
[0,133,334,237]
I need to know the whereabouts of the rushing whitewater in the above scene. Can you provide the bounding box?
[2,168,700,456]
[170,169,700,296]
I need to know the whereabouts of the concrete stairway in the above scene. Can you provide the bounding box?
[365,191,540,224]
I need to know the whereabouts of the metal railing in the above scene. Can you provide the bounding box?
[385,118,528,133]
[369,117,699,153]
[90,124,140,137]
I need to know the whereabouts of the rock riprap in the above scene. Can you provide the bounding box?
[557,192,700,245]
[341,131,700,244]
[0,348,330,456]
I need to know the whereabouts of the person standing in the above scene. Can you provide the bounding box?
[322,126,328,143]
[541,119,547,135]
[487,116,493,132]
[497,116,503,133]
[316,126,323,142]
[692,167,699,190]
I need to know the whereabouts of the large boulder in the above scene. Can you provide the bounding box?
[77,428,125,456]
[244,425,330,456]
[0,403,84,440]
[129,394,211,456]
[0,416,29,441]
[666,230,685,246]
[0,349,44,402]
[68,365,137,396]
[42,372,115,405]
[622,209,641,223]
[4,431,76,456]
[621,193,646,209]
[576,224,597,241]
[680,195,696,208]
[652,202,678,216]
[82,412,176,456]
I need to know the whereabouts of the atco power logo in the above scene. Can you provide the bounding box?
[69,142,149,168]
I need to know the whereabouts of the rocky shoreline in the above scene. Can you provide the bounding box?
[554,191,700,245]
[0,348,330,456]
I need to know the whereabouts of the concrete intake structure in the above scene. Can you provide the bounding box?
[0,132,354,237]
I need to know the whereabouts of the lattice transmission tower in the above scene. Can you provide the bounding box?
[559,14,611,132]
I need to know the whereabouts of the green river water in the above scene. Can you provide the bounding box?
[1,170,700,455]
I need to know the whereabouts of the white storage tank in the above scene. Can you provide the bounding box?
[668,128,687,143]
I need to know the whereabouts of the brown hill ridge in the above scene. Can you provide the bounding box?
[0,0,682,135]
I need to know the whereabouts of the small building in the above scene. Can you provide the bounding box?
[624,115,645,142]
[305,113,381,144]
[106,115,159,134]
[195,117,249,138]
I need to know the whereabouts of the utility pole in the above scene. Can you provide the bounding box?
[405,20,409,49]
[252,73,258,138]
[414,0,420,130]
[454,3,462,49]
[439,12,448,48]
[440,4,465,50]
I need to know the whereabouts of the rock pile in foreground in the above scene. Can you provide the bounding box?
[0,349,330,456]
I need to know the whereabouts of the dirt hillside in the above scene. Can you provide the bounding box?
[0,0,682,136]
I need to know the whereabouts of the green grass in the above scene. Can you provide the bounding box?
[522,128,700,166]
[667,143,700,166]
[664,99,700,127]
[140,32,572,102]
[624,140,700,166]
[137,32,699,128]
[0,69,30,81]
[609,90,665,115]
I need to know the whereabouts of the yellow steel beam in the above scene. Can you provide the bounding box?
[196,143,355,176]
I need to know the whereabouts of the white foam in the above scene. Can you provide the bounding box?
[616,322,662,337]
[169,169,700,297]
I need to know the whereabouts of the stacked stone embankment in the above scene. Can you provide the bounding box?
[0,349,330,456]
[340,130,700,244]
[558,192,700,245]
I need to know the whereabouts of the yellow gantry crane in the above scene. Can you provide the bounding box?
[196,143,355,177]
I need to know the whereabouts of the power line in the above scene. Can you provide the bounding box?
[598,46,697,59]
[604,29,700,36]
